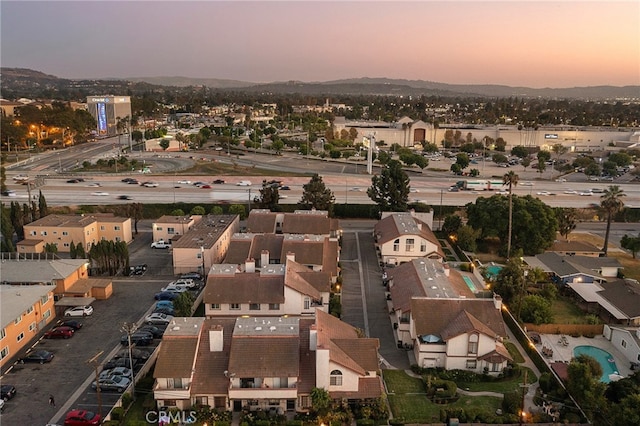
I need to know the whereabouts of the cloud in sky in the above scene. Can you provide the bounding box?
[1,1,638,88]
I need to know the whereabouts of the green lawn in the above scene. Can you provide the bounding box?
[551,296,594,323]
[382,370,504,423]
[457,367,537,393]
[504,341,525,363]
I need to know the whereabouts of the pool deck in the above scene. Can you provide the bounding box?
[535,333,633,379]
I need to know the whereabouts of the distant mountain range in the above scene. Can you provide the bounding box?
[1,67,638,100]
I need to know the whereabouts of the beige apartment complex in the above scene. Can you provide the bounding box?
[21,214,132,253]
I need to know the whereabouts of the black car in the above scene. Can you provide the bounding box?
[118,195,132,200]
[138,325,165,338]
[60,320,83,330]
[20,349,54,364]
[104,357,140,370]
[66,179,80,183]
[279,185,291,190]
[1,384,16,401]
[121,331,154,346]
[212,179,225,184]
[129,264,147,276]
[114,348,150,360]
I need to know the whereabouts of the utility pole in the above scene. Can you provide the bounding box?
[519,369,528,426]
[121,323,137,400]
[87,351,104,419]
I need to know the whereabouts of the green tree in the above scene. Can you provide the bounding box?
[0,205,15,252]
[455,152,470,169]
[520,295,553,324]
[310,387,331,418]
[170,209,186,216]
[38,190,48,217]
[44,242,58,254]
[511,145,529,158]
[556,208,577,240]
[76,242,86,258]
[492,153,508,165]
[521,157,531,171]
[190,206,206,215]
[584,162,601,177]
[621,233,640,258]
[442,215,463,236]
[456,225,480,252]
[608,152,632,167]
[271,139,284,154]
[210,206,223,215]
[367,159,410,212]
[159,138,170,151]
[173,291,194,317]
[298,174,335,214]
[229,204,246,220]
[600,185,625,256]
[494,258,525,306]
[503,171,519,258]
[69,241,77,259]
[567,354,607,424]
[255,180,280,210]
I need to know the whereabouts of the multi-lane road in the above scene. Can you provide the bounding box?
[3,142,639,208]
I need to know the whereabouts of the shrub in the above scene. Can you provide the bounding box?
[110,407,124,421]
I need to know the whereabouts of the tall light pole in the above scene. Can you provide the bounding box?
[121,323,137,401]
[87,351,105,418]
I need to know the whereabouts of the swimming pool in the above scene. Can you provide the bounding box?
[486,265,503,280]
[573,345,620,383]
[463,276,478,292]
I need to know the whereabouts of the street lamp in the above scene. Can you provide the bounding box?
[121,323,137,401]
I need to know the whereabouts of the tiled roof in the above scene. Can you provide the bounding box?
[25,214,97,228]
[282,214,332,235]
[534,252,605,279]
[191,319,235,394]
[330,377,384,399]
[155,215,192,224]
[223,239,252,264]
[153,337,199,378]
[204,273,284,304]
[298,319,316,393]
[285,261,323,299]
[250,234,284,264]
[281,239,324,266]
[374,213,439,247]
[0,259,87,283]
[171,215,237,249]
[411,298,506,340]
[246,211,278,233]
[229,336,300,377]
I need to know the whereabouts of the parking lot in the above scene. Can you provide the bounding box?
[0,225,191,425]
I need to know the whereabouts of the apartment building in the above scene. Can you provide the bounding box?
[152,215,199,243]
[22,214,132,253]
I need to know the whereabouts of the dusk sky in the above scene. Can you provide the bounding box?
[1,1,638,88]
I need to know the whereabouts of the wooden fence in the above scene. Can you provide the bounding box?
[524,323,604,336]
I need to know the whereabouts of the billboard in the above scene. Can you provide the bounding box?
[97,103,107,135]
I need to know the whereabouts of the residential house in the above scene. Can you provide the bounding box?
[409,296,512,374]
[204,256,330,317]
[0,284,57,369]
[523,252,622,285]
[152,215,199,243]
[568,278,640,326]
[386,259,473,346]
[549,239,603,257]
[603,325,640,369]
[22,214,132,253]
[246,209,340,239]
[153,310,382,413]
[170,215,239,275]
[374,212,444,266]
[0,257,113,301]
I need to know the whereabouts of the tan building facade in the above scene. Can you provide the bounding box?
[22,214,132,253]
[152,215,199,243]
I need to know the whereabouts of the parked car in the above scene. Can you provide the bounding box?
[129,264,147,275]
[60,320,83,330]
[64,305,93,317]
[172,278,195,288]
[180,272,202,280]
[153,307,175,316]
[91,375,131,392]
[44,326,75,339]
[104,357,140,370]
[138,325,165,338]
[114,348,150,360]
[151,240,171,249]
[63,409,101,426]
[120,331,154,346]
[20,349,54,364]
[161,284,188,293]
[1,384,16,401]
[156,300,174,310]
[99,366,132,380]
[145,313,173,325]
[154,291,178,301]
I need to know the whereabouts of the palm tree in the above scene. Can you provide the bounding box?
[503,171,519,258]
[600,185,625,256]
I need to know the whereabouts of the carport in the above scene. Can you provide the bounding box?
[55,296,96,307]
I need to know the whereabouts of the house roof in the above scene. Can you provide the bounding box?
[0,259,87,283]
[532,252,604,279]
[374,213,440,247]
[297,318,316,393]
[223,239,252,264]
[250,234,284,263]
[16,239,44,246]
[567,282,628,320]
[0,284,56,328]
[315,310,379,376]
[191,319,235,395]
[330,377,384,400]
[411,298,507,341]
[550,240,602,254]
[388,259,468,313]
[204,273,284,304]
[153,337,199,379]
[285,260,325,299]
[281,212,336,235]
[597,279,640,319]
[155,215,193,224]
[246,211,278,233]
[171,215,237,249]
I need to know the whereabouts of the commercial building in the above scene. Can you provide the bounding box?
[85,96,132,137]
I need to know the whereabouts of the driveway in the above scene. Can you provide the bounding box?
[339,220,411,370]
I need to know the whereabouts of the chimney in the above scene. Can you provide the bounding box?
[309,324,318,350]
[416,222,422,230]
[245,258,255,273]
[443,263,450,277]
[209,325,223,352]
[493,293,503,310]
[286,252,295,263]
[261,250,269,267]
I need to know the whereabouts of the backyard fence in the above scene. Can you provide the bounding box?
[524,323,604,337]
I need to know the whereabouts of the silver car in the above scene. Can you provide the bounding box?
[91,375,131,392]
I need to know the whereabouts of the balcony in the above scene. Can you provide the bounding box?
[228,386,298,400]
[154,382,191,400]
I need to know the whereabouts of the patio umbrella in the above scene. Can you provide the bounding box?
[421,334,441,343]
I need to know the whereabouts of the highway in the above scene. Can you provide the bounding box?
[3,144,639,208]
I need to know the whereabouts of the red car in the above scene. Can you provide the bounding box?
[199,184,212,189]
[44,326,75,339]
[64,409,101,426]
